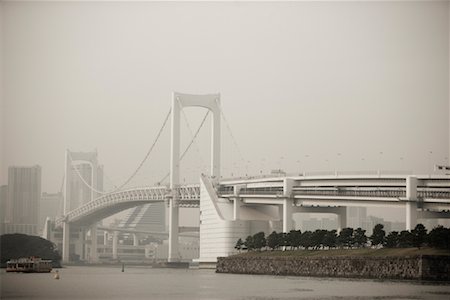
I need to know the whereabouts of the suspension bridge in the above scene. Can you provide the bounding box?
[52,92,450,266]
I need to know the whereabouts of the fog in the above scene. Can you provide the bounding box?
[1,1,449,222]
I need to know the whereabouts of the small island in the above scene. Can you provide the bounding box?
[217,224,450,281]
[1,234,62,268]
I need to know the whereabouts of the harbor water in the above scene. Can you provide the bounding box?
[1,266,450,299]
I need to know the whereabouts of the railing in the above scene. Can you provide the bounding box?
[218,187,450,199]
[56,185,201,227]
[294,189,405,198]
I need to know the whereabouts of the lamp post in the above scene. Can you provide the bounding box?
[428,151,433,173]
[378,151,383,175]
[336,153,342,172]
[304,155,310,174]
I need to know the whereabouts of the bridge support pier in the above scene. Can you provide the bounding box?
[233,184,245,221]
[80,228,87,261]
[112,231,118,260]
[337,207,347,233]
[282,198,294,233]
[90,224,98,263]
[168,198,179,262]
[133,234,139,246]
[406,176,418,231]
[62,222,70,263]
[103,231,108,245]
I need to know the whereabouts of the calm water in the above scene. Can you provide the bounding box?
[1,266,450,299]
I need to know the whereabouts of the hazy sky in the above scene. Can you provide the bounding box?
[1,1,449,199]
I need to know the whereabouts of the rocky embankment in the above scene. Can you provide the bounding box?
[216,255,450,281]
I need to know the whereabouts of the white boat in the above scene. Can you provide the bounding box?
[6,257,53,273]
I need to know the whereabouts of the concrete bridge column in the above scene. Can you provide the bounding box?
[133,233,139,247]
[337,207,347,233]
[168,195,179,262]
[80,229,87,261]
[90,224,98,263]
[103,231,108,245]
[282,198,294,233]
[282,178,294,233]
[233,198,242,220]
[62,222,70,263]
[233,184,245,220]
[406,176,418,231]
[112,231,118,260]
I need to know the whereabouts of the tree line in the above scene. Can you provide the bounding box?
[235,224,450,251]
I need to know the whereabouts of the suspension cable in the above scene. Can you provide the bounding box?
[70,107,172,195]
[177,98,208,172]
[215,99,247,173]
[157,110,210,184]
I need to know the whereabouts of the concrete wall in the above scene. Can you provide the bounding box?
[217,255,450,281]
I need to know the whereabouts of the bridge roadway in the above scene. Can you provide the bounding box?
[220,174,450,212]
[56,174,450,229]
[55,184,200,227]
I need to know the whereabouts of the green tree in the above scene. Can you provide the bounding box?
[398,230,413,248]
[252,232,266,251]
[353,228,368,248]
[235,238,244,252]
[279,232,289,249]
[411,224,427,249]
[289,230,302,249]
[300,231,313,249]
[322,230,337,249]
[370,224,385,247]
[337,228,353,248]
[385,231,399,248]
[244,235,254,250]
[311,229,327,249]
[427,226,450,249]
[266,231,280,250]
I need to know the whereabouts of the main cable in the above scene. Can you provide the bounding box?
[157,110,210,184]
[70,107,172,195]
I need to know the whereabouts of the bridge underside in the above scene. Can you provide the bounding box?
[68,201,161,227]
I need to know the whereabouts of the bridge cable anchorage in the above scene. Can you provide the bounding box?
[69,107,172,196]
[158,110,210,184]
[177,97,208,175]
[214,98,247,175]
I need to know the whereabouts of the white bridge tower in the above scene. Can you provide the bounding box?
[169,92,221,262]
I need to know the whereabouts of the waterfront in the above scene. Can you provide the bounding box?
[1,266,450,299]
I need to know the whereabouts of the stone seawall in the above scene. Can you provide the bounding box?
[216,255,450,281]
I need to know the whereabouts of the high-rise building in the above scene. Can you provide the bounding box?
[0,185,8,234]
[39,192,63,232]
[0,185,7,223]
[3,166,41,235]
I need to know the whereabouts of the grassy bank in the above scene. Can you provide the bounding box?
[234,247,450,258]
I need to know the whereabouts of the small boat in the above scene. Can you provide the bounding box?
[6,257,53,273]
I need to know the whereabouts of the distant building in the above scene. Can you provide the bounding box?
[0,185,7,223]
[2,166,41,235]
[39,192,63,232]
[300,216,337,231]
[347,207,367,229]
[118,203,165,233]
